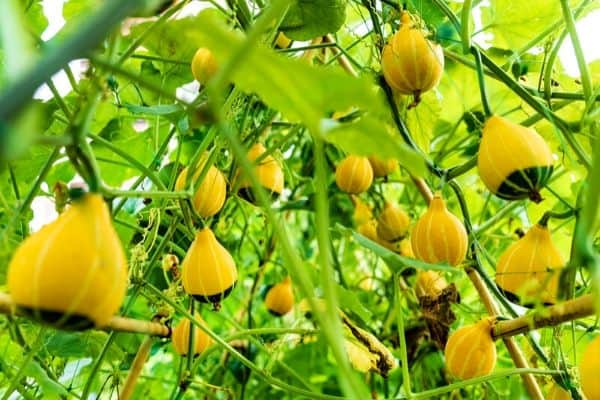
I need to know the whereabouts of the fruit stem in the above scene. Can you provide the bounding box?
[538,209,577,227]
[471,47,492,118]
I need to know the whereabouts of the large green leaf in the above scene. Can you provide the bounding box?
[280,0,347,41]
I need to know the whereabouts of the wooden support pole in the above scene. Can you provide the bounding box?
[119,337,154,400]
[0,292,170,337]
[493,294,595,340]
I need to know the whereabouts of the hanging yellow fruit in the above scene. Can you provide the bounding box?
[477,115,554,202]
[444,319,497,380]
[351,195,373,226]
[415,270,448,298]
[547,383,571,400]
[410,194,468,266]
[237,143,285,202]
[580,336,600,400]
[265,276,295,316]
[7,193,128,329]
[335,155,373,194]
[381,11,444,104]
[172,314,212,356]
[357,220,379,242]
[191,47,218,84]
[376,202,410,242]
[368,156,398,178]
[495,223,564,305]
[175,156,227,218]
[182,228,237,306]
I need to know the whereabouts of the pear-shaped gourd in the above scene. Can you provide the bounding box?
[172,314,212,356]
[376,202,410,242]
[351,195,373,226]
[237,143,285,202]
[547,383,571,400]
[411,194,468,266]
[335,155,373,194]
[444,319,497,380]
[381,11,444,104]
[368,156,398,178]
[580,336,600,400]
[265,276,295,316]
[7,193,128,329]
[357,220,378,242]
[477,115,554,203]
[175,156,227,218]
[182,228,237,305]
[415,270,447,298]
[191,47,218,84]
[495,223,564,305]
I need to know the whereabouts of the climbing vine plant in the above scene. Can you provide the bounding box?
[0,0,599,399]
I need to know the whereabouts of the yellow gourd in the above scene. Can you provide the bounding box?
[580,336,600,400]
[7,193,128,329]
[376,202,410,242]
[415,270,447,298]
[182,228,237,305]
[351,195,373,226]
[172,314,212,356]
[381,11,444,104]
[175,156,227,218]
[495,223,564,305]
[191,47,218,84]
[357,220,379,242]
[399,238,414,257]
[368,156,398,178]
[444,319,497,380]
[335,155,373,194]
[237,143,285,201]
[477,115,554,202]
[547,383,571,400]
[410,194,468,266]
[265,276,295,316]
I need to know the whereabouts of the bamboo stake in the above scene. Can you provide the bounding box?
[493,294,595,340]
[0,292,170,337]
[119,337,154,400]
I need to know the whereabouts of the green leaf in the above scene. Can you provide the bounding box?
[337,286,371,324]
[320,117,427,177]
[280,0,347,41]
[24,360,70,397]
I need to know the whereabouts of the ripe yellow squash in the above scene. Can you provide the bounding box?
[237,143,285,201]
[335,155,373,194]
[410,194,468,266]
[368,156,398,178]
[444,319,497,380]
[477,115,554,202]
[376,202,410,242]
[182,228,237,305]
[172,314,212,356]
[265,276,295,316]
[415,270,447,298]
[351,195,373,226]
[580,336,600,400]
[191,47,218,84]
[381,11,444,102]
[7,193,128,329]
[357,220,379,242]
[495,223,564,305]
[175,156,227,218]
